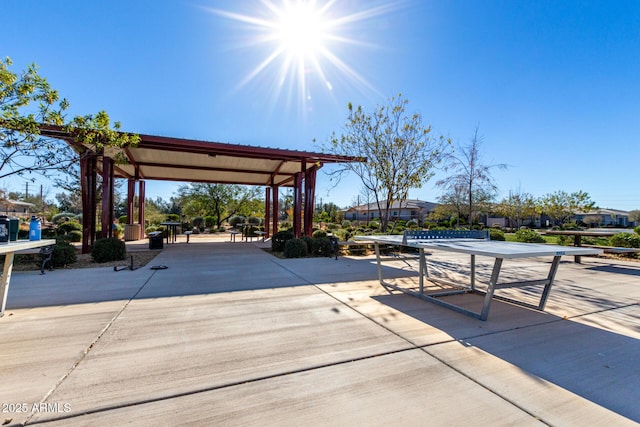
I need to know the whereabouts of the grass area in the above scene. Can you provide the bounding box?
[504,233,560,243]
[504,233,609,246]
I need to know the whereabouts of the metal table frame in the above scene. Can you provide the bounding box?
[160,222,181,244]
[357,235,602,321]
[1,239,56,317]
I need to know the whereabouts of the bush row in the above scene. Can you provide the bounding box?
[272,231,334,258]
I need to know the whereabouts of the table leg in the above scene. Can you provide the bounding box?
[479,257,503,321]
[470,254,476,291]
[0,252,15,317]
[419,248,425,295]
[574,235,582,263]
[538,255,561,309]
[374,243,383,285]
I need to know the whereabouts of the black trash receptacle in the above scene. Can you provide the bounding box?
[148,231,164,249]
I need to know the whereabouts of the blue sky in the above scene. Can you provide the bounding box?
[3,0,639,210]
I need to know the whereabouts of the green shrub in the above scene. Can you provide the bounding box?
[229,215,245,228]
[489,229,505,241]
[58,221,82,234]
[284,238,308,258]
[118,215,128,224]
[52,212,77,224]
[279,222,291,230]
[91,238,126,263]
[244,225,261,237]
[204,216,215,228]
[406,219,419,229]
[166,214,180,222]
[341,220,351,228]
[514,228,545,243]
[192,217,204,229]
[300,236,314,253]
[331,228,348,241]
[247,216,262,226]
[326,223,340,230]
[52,239,77,267]
[312,237,333,257]
[368,221,379,230]
[392,225,406,234]
[635,226,640,235]
[609,233,640,248]
[67,230,82,242]
[312,229,328,238]
[272,230,294,252]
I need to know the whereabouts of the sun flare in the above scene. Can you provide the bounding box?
[275,2,327,58]
[208,1,399,114]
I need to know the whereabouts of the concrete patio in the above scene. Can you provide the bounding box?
[1,237,638,426]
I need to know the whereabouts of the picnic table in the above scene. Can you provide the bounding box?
[356,230,602,321]
[160,221,181,244]
[544,229,632,263]
[1,239,56,317]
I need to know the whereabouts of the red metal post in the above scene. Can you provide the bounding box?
[138,180,145,238]
[304,166,317,237]
[80,155,97,254]
[101,157,114,238]
[271,185,279,237]
[127,179,135,224]
[264,186,271,238]
[292,172,302,238]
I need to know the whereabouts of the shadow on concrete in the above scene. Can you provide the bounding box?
[586,263,640,276]
[6,242,420,310]
[372,291,640,422]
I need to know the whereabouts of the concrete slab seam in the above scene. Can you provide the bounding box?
[24,345,420,425]
[22,269,161,426]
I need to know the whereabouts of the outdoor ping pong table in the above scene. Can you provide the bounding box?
[355,231,602,321]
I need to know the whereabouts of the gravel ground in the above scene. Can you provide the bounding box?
[8,250,161,272]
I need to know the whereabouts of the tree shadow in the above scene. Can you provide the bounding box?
[371,288,640,422]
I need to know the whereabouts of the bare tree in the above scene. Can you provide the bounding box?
[437,127,508,228]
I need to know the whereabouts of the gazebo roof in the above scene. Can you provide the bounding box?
[40,125,363,187]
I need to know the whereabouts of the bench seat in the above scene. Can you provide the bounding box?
[582,244,640,254]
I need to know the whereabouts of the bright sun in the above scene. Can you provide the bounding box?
[208,1,398,113]
[275,2,327,58]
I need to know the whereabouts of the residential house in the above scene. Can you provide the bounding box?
[1,199,36,218]
[342,199,438,224]
[574,208,635,228]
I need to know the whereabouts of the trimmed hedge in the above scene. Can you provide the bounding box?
[284,238,308,258]
[312,229,327,238]
[489,229,506,241]
[272,230,294,252]
[91,238,126,263]
[514,228,545,243]
[609,232,640,248]
[51,239,77,267]
[312,237,333,257]
[58,221,82,234]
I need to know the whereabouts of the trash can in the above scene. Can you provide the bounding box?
[9,217,19,241]
[148,231,164,249]
[124,224,141,241]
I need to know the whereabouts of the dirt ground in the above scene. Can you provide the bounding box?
[8,250,162,272]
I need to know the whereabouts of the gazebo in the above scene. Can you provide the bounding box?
[40,126,363,253]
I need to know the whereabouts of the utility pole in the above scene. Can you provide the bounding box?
[40,185,44,217]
